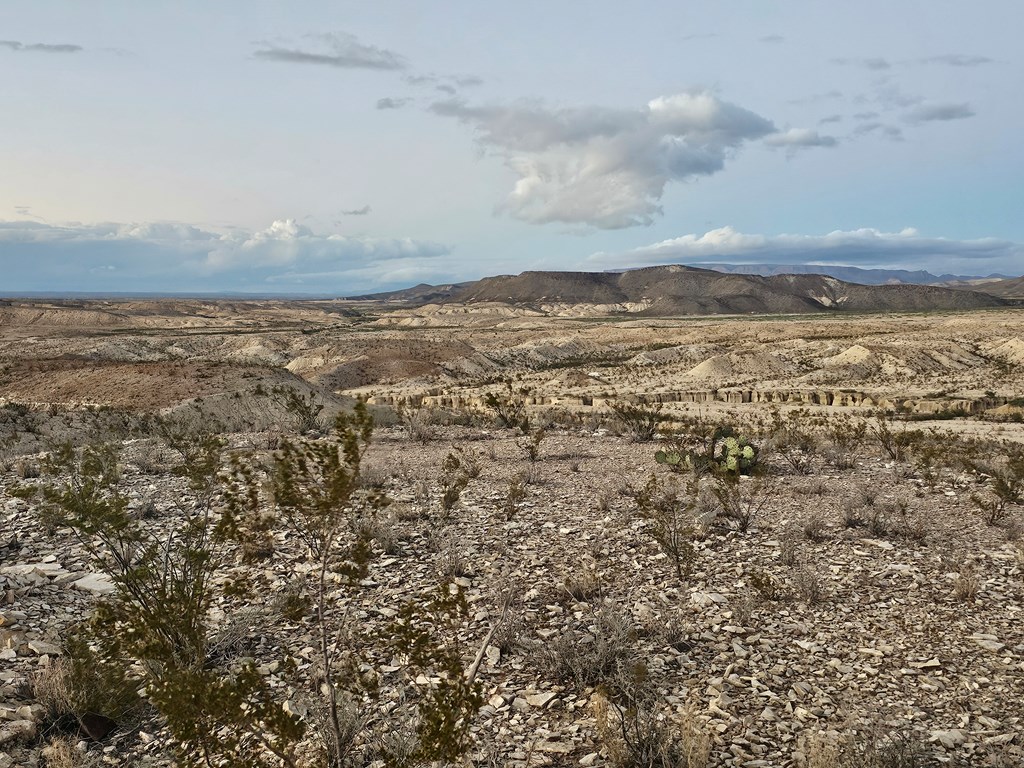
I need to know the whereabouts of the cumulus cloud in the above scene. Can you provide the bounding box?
[0,219,448,293]
[0,40,82,53]
[903,102,975,123]
[430,91,785,229]
[253,32,406,71]
[340,205,371,216]
[588,226,1024,274]
[765,128,838,149]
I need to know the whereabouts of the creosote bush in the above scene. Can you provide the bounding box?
[962,444,1024,525]
[609,401,664,442]
[25,403,490,768]
[632,475,700,580]
[483,381,530,433]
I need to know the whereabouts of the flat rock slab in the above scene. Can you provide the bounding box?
[71,573,116,595]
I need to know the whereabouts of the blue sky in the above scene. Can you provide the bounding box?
[1,1,1021,293]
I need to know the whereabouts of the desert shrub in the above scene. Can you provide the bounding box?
[30,403,487,768]
[711,474,774,533]
[871,413,924,462]
[271,386,327,434]
[802,512,828,542]
[792,565,826,605]
[561,564,602,603]
[799,723,945,768]
[483,382,530,433]
[749,570,784,602]
[962,444,1024,525]
[533,406,580,430]
[14,456,40,479]
[539,605,637,691]
[434,533,471,579]
[503,475,528,520]
[520,427,546,462]
[593,683,710,768]
[953,563,980,602]
[778,527,800,566]
[632,475,700,580]
[366,403,401,428]
[31,637,143,738]
[26,439,304,767]
[768,412,818,475]
[384,584,485,764]
[438,449,472,516]
[358,460,391,490]
[41,737,102,768]
[609,401,664,442]
[399,403,435,443]
[730,592,757,627]
[822,415,868,469]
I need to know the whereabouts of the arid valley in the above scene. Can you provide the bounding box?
[0,294,1023,768]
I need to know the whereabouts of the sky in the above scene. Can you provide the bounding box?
[1,1,1022,294]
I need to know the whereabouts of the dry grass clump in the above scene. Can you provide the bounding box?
[953,563,981,602]
[41,737,102,768]
[561,565,603,604]
[792,565,826,605]
[802,512,828,542]
[799,723,945,768]
[537,605,637,691]
[594,692,710,768]
[13,456,40,479]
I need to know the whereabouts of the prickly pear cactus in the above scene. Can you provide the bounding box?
[717,435,758,475]
[655,449,682,467]
[655,430,758,476]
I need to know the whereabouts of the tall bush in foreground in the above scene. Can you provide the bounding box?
[27,404,491,767]
[28,435,305,767]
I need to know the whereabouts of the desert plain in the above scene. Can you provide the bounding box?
[1,298,1024,767]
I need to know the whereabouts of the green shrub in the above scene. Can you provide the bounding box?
[632,475,700,581]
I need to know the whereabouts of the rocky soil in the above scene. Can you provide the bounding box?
[2,423,1024,767]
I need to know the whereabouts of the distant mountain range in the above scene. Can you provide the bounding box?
[348,264,1017,315]
[675,264,1011,286]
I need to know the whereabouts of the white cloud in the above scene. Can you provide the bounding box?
[765,128,838,149]
[588,226,1024,274]
[0,219,448,293]
[430,91,787,229]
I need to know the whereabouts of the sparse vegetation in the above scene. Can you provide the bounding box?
[3,302,1024,768]
[609,401,664,442]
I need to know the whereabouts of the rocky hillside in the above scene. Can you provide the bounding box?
[354,266,1009,316]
